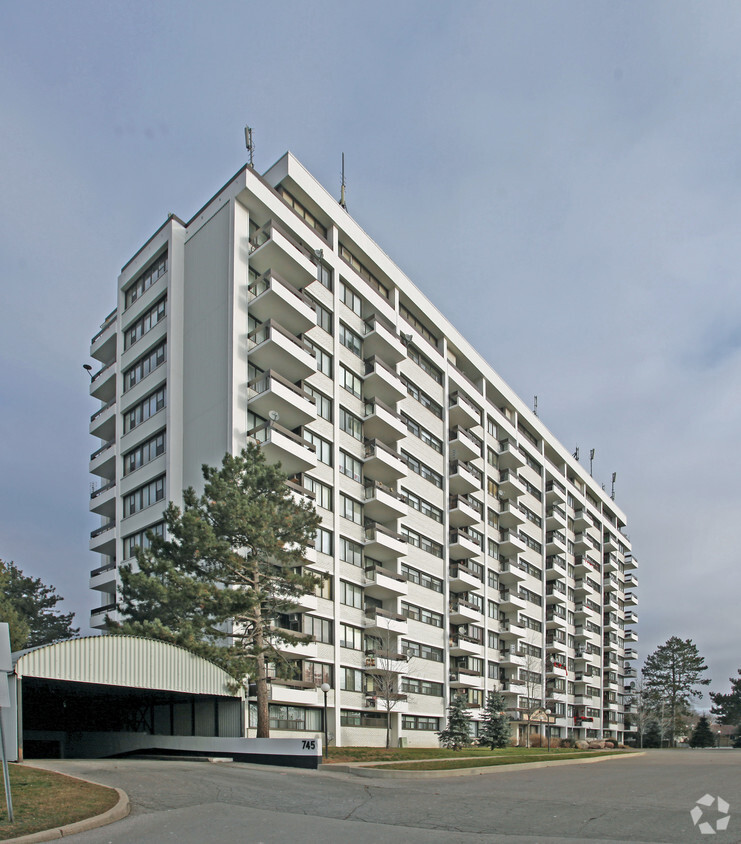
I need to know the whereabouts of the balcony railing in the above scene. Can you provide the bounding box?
[90,521,115,539]
[90,561,116,577]
[247,268,314,307]
[91,309,117,345]
[90,481,116,500]
[249,219,316,263]
[90,602,117,616]
[90,398,115,423]
[247,319,313,355]
[90,440,115,460]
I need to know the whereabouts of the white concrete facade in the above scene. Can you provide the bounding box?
[87,152,638,746]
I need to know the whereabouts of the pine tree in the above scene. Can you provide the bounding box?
[478,690,511,749]
[110,444,321,738]
[732,726,741,749]
[438,694,473,750]
[0,559,78,650]
[643,637,710,745]
[643,720,662,748]
[688,715,716,748]
[710,669,741,726]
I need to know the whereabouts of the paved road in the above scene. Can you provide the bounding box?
[33,750,740,843]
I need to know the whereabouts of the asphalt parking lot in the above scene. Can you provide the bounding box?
[31,749,740,843]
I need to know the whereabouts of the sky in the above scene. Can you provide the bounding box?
[1,1,739,705]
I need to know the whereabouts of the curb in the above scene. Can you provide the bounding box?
[2,766,130,844]
[327,751,646,779]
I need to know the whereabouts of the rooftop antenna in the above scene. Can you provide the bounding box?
[611,472,617,500]
[533,395,538,417]
[244,126,255,168]
[339,152,347,210]
[589,448,595,477]
[573,446,579,461]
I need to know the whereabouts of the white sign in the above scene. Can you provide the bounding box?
[0,624,10,673]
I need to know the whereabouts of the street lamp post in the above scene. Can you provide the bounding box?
[320,682,331,759]
[545,709,552,752]
[717,729,722,749]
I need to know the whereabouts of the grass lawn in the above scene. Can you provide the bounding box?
[0,764,119,841]
[371,750,621,770]
[325,746,631,766]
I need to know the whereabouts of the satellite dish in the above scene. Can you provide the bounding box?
[268,410,280,422]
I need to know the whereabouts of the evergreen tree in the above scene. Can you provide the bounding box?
[0,559,78,650]
[732,726,741,749]
[643,720,662,748]
[478,690,511,749]
[688,715,716,748]
[110,444,321,738]
[643,637,710,745]
[710,669,741,726]
[438,694,473,750]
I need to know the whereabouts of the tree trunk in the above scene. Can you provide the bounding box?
[253,610,270,738]
[386,709,391,749]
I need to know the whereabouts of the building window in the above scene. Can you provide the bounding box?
[402,678,444,697]
[402,451,442,488]
[406,345,442,384]
[303,615,333,644]
[306,338,332,377]
[399,302,438,348]
[315,527,333,556]
[123,522,164,559]
[124,386,167,433]
[124,253,167,309]
[340,280,363,316]
[400,526,443,558]
[340,494,363,525]
[339,408,363,440]
[402,640,444,662]
[304,476,333,511]
[312,299,333,335]
[340,537,363,567]
[339,323,363,357]
[124,297,166,349]
[340,667,364,692]
[340,623,363,650]
[305,385,332,421]
[339,246,390,300]
[400,563,443,593]
[400,375,443,418]
[400,412,442,453]
[123,475,165,517]
[402,715,440,731]
[304,430,332,465]
[124,340,167,392]
[339,450,362,483]
[402,489,443,523]
[340,580,363,609]
[340,365,363,399]
[123,430,165,476]
[276,186,328,239]
[401,602,443,627]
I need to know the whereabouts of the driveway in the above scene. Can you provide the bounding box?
[31,749,740,843]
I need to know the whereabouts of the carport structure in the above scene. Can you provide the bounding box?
[5,635,245,761]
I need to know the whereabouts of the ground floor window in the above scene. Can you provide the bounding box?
[249,703,322,731]
[340,710,386,728]
[402,715,440,731]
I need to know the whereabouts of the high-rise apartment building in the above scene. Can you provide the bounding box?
[87,152,638,746]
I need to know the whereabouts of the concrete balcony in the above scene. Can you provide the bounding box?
[573,508,592,531]
[603,572,621,593]
[500,680,527,696]
[603,613,620,631]
[449,669,484,690]
[498,619,526,640]
[499,530,527,556]
[498,470,525,499]
[545,611,567,630]
[574,626,601,645]
[363,693,408,713]
[89,520,116,555]
[363,522,407,560]
[545,638,568,657]
[89,560,117,592]
[448,530,482,560]
[363,565,408,599]
[247,370,316,430]
[623,591,638,606]
[624,628,638,642]
[545,505,567,531]
[498,501,525,529]
[545,584,567,605]
[603,553,620,573]
[624,611,638,625]
[285,479,316,509]
[247,270,316,335]
[362,314,406,365]
[498,590,526,612]
[545,554,567,580]
[499,559,527,585]
[449,426,482,463]
[449,599,483,625]
[89,601,117,628]
[90,309,117,362]
[247,320,316,382]
[248,220,317,287]
[363,607,408,636]
[448,362,481,398]
[624,572,638,589]
[546,661,568,679]
[363,399,406,442]
[248,421,316,476]
[448,391,482,429]
[449,636,484,658]
[546,530,567,554]
[89,440,116,478]
[624,648,638,661]
[574,554,601,577]
[363,439,408,483]
[364,481,407,521]
[363,357,405,404]
[267,680,324,707]
[271,628,318,660]
[448,460,482,494]
[498,649,526,669]
[364,650,409,674]
[624,552,638,570]
[448,563,484,593]
[90,480,116,518]
[89,360,117,402]
[603,532,619,553]
[498,439,524,470]
[545,478,566,503]
[448,494,482,527]
[90,399,116,441]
